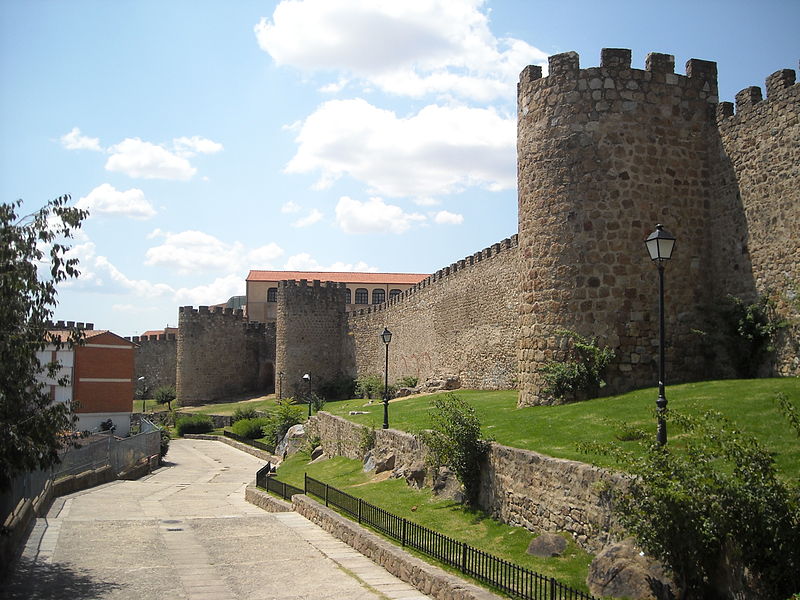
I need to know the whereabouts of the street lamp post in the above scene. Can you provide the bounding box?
[645,224,676,446]
[381,328,393,429]
[303,373,312,417]
[278,371,284,399]
[137,376,146,413]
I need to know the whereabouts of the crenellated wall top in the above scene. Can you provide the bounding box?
[716,67,797,122]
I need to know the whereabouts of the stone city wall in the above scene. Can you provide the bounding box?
[345,236,520,389]
[176,306,275,405]
[132,334,177,390]
[310,411,621,552]
[715,69,800,376]
[517,49,722,406]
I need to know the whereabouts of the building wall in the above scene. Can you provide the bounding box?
[176,306,276,405]
[275,280,348,397]
[73,332,135,415]
[132,334,177,391]
[344,237,520,389]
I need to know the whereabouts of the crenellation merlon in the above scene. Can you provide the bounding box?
[519,64,543,85]
[736,86,763,110]
[766,69,796,99]
[548,51,580,77]
[601,48,631,70]
[645,52,675,74]
[685,58,717,83]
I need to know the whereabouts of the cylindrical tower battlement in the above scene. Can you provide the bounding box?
[517,48,720,406]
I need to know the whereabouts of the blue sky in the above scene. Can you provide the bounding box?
[2,0,797,337]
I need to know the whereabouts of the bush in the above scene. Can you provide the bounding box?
[154,385,177,410]
[232,406,259,423]
[419,394,491,506]
[230,417,271,440]
[538,329,615,402]
[175,414,214,436]
[261,399,305,446]
[397,375,419,388]
[317,375,356,400]
[580,399,800,598]
[355,374,383,399]
[159,428,170,458]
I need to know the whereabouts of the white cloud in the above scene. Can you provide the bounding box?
[255,0,547,101]
[174,274,245,306]
[172,136,224,157]
[76,183,157,220]
[335,196,425,234]
[286,98,515,200]
[60,127,102,151]
[433,210,464,225]
[281,200,302,213]
[247,243,285,266]
[283,252,378,272]
[293,209,323,227]
[105,138,197,180]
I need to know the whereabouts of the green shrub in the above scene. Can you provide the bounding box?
[230,417,271,440]
[175,414,214,436]
[232,406,259,423]
[538,330,615,402]
[580,400,800,599]
[358,425,376,457]
[355,374,383,399]
[419,394,491,506]
[261,399,305,446]
[154,385,177,410]
[159,428,170,458]
[317,375,356,400]
[397,375,419,388]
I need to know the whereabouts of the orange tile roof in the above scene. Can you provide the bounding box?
[246,270,429,285]
[47,329,108,343]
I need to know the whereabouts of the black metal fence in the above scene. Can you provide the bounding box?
[256,469,595,600]
[256,464,304,500]
[224,429,275,453]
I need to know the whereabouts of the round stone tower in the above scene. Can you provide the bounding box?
[517,49,720,406]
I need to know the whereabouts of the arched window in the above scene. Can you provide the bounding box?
[355,288,369,304]
[345,288,352,304]
[267,287,277,302]
[389,289,402,300]
[372,289,385,304]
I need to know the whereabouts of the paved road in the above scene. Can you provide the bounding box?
[1,439,429,600]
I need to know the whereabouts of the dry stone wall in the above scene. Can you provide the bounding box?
[132,334,177,390]
[176,306,275,405]
[345,236,520,389]
[310,411,621,552]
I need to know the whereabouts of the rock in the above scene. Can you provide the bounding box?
[394,461,427,489]
[587,539,679,600]
[363,450,375,472]
[371,448,395,474]
[310,446,324,461]
[432,467,465,503]
[394,387,416,398]
[349,410,370,415]
[275,424,306,457]
[526,532,568,557]
[422,376,461,392]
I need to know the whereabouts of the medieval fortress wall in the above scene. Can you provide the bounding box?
[132,334,177,391]
[138,48,798,406]
[175,305,275,405]
[345,236,520,389]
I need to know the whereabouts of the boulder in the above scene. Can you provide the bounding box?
[587,539,679,600]
[422,376,461,392]
[393,461,427,489]
[310,446,324,461]
[526,533,568,558]
[432,466,465,503]
[363,447,395,474]
[275,424,306,457]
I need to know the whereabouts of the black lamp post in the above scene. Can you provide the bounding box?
[645,223,676,446]
[303,373,312,417]
[381,327,392,429]
[278,371,284,399]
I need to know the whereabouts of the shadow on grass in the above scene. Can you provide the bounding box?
[0,557,121,599]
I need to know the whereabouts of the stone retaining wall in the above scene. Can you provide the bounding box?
[310,411,622,552]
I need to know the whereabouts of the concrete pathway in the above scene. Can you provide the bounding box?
[1,438,430,600]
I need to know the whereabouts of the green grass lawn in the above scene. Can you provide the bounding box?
[323,378,800,478]
[134,395,281,416]
[276,452,594,592]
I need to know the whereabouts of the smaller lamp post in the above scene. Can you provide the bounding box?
[645,223,676,446]
[137,376,146,413]
[303,373,312,417]
[278,371,284,399]
[381,327,393,429]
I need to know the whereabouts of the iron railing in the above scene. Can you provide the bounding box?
[223,429,275,453]
[255,469,596,600]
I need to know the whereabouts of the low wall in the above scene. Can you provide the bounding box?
[310,411,623,552]
[183,434,280,464]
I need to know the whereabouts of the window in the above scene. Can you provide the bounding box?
[345,288,352,304]
[372,289,385,304]
[355,288,369,304]
[389,289,402,300]
[267,287,277,302]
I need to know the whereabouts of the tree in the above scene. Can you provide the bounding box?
[420,394,491,506]
[154,385,177,411]
[1,196,88,489]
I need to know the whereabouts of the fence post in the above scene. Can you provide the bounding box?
[549,576,556,600]
[358,498,362,524]
[325,483,329,507]
[401,518,407,547]
[304,472,307,494]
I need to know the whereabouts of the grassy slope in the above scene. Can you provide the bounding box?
[276,452,594,591]
[323,378,800,478]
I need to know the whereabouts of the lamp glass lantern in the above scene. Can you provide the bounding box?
[381,328,393,345]
[645,224,676,263]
